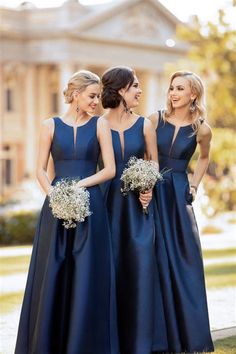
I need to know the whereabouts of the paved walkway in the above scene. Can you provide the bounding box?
[211,326,236,341]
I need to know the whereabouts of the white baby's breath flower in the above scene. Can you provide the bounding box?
[120,157,169,214]
[48,179,92,229]
[120,157,164,195]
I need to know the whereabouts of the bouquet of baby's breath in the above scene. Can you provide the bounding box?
[120,156,166,214]
[48,179,92,229]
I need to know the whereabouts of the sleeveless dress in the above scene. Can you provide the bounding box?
[102,117,163,354]
[153,112,214,353]
[15,116,119,354]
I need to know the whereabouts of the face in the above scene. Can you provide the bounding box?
[120,76,142,109]
[168,76,196,110]
[76,83,101,113]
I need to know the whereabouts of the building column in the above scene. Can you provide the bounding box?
[59,63,75,115]
[144,71,165,116]
[25,65,36,177]
[0,64,4,199]
[37,65,50,121]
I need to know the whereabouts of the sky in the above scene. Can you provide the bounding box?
[0,0,235,24]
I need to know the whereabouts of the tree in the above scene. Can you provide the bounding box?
[177,1,236,129]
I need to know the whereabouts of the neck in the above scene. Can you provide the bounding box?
[106,104,132,123]
[63,104,88,124]
[172,106,191,122]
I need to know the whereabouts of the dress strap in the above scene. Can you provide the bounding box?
[138,116,145,132]
[52,116,60,123]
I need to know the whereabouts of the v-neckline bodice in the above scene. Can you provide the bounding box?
[111,117,142,160]
[57,116,96,153]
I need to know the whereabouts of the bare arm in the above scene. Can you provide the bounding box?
[190,123,212,197]
[144,118,158,163]
[47,154,55,183]
[77,117,115,188]
[148,112,159,130]
[139,118,159,207]
[36,119,54,194]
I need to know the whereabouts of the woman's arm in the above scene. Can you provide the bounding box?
[148,112,159,130]
[47,154,55,183]
[139,118,159,207]
[190,122,212,198]
[77,117,116,188]
[36,119,54,194]
[144,118,158,163]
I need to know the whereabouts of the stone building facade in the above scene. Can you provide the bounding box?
[0,0,188,199]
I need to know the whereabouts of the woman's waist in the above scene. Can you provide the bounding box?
[53,159,97,179]
[159,155,189,173]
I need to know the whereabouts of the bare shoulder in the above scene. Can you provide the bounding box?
[97,115,110,128]
[143,117,156,138]
[144,117,153,130]
[97,116,111,137]
[41,117,54,127]
[197,121,212,142]
[148,112,159,129]
[40,118,55,135]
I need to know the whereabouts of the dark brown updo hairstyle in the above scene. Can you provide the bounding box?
[101,66,135,109]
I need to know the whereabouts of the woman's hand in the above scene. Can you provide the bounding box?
[139,189,152,208]
[77,180,86,188]
[190,185,197,201]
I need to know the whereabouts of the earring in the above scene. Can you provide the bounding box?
[76,104,79,113]
[190,99,196,113]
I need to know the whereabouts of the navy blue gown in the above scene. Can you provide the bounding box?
[103,117,164,354]
[153,112,214,353]
[15,117,119,354]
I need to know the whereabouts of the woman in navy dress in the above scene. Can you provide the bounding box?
[149,71,214,353]
[15,70,119,354]
[101,66,164,354]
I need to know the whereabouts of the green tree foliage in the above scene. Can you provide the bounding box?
[177,1,236,129]
[205,128,236,214]
[189,128,236,215]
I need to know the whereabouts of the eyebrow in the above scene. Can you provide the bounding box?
[170,85,185,88]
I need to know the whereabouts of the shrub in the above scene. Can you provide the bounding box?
[0,210,39,245]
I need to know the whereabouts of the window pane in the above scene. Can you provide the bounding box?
[6,89,13,112]
[52,92,58,113]
[5,159,12,185]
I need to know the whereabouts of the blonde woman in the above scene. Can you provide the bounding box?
[15,70,119,354]
[149,71,214,353]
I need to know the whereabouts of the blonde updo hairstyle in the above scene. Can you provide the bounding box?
[164,71,206,132]
[63,70,100,104]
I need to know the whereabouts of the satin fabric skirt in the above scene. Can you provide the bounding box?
[15,185,119,354]
[153,171,214,353]
[104,177,166,354]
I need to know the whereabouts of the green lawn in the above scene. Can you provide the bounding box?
[203,248,236,259]
[0,248,236,289]
[204,263,236,288]
[212,336,236,354]
[0,255,30,276]
[0,291,24,314]
[0,248,235,354]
